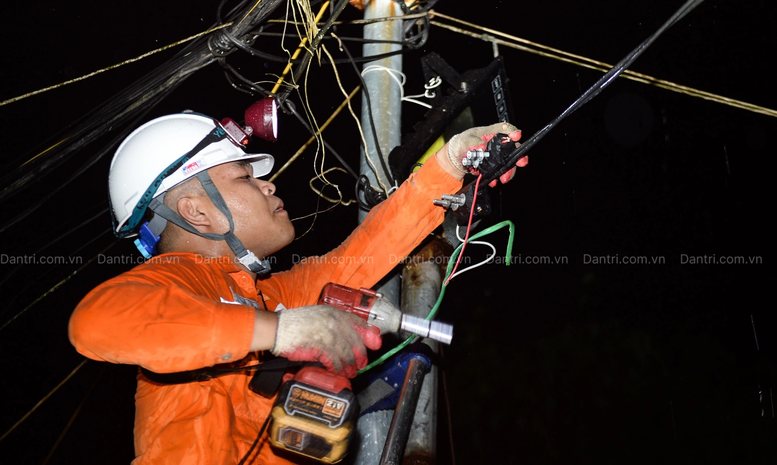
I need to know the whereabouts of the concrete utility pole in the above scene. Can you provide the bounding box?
[353,0,404,463]
[358,0,403,225]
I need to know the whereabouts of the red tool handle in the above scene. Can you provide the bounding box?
[318,282,379,322]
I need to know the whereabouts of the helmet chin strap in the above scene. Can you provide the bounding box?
[148,170,271,275]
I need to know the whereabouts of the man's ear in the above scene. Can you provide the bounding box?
[176,195,214,228]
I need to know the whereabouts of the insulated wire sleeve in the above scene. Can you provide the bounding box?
[359,220,515,374]
[483,0,707,187]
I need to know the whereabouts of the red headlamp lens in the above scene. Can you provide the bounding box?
[244,97,278,142]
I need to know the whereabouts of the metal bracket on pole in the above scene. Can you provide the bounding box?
[379,354,432,464]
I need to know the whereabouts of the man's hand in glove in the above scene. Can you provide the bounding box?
[436,122,528,187]
[270,305,382,378]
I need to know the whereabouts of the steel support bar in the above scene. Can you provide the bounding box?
[379,357,429,465]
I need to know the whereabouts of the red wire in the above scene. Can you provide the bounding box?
[444,174,482,286]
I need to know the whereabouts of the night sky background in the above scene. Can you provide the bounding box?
[1,0,775,463]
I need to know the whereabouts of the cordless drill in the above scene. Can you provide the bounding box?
[268,283,453,463]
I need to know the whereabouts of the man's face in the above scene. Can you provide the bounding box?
[208,161,295,258]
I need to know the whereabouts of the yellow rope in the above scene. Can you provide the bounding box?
[5,8,772,119]
[270,1,331,95]
[429,11,777,118]
[0,23,233,108]
[266,10,429,26]
[237,0,264,26]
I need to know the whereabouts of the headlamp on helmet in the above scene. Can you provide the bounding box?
[109,112,276,261]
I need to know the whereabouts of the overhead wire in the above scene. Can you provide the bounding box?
[361,64,437,109]
[4,0,762,453]
[0,110,155,234]
[270,1,332,95]
[481,0,709,186]
[0,24,234,108]
[290,169,350,241]
[275,0,353,106]
[0,0,286,205]
[0,205,108,289]
[264,0,388,211]
[429,10,777,119]
[4,5,770,138]
[306,167,355,206]
[270,88,362,182]
[0,359,89,443]
[0,237,118,333]
[320,42,394,194]
[338,39,396,194]
[266,9,430,27]
[41,365,108,465]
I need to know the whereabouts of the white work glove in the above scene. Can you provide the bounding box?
[446,122,528,187]
[271,305,382,378]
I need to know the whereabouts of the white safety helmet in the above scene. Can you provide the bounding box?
[110,112,274,237]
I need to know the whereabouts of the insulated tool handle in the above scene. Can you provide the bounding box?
[318,282,379,322]
[318,283,454,344]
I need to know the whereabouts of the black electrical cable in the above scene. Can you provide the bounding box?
[0,0,286,204]
[216,0,249,25]
[275,0,353,107]
[482,0,706,187]
[221,32,411,65]
[0,109,158,234]
[402,11,430,49]
[253,31,406,45]
[218,58,272,97]
[216,6,426,98]
[0,233,117,333]
[355,174,387,211]
[0,206,108,289]
[395,0,440,15]
[338,40,396,189]
[285,101,360,180]
[237,412,272,465]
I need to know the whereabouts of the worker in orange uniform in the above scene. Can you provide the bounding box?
[68,111,527,464]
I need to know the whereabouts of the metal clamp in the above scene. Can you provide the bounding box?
[432,193,466,211]
[462,148,491,169]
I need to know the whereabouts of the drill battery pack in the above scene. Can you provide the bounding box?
[269,366,358,463]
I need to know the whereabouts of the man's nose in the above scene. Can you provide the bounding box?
[257,179,275,196]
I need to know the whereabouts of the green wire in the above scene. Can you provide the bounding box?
[358,220,516,374]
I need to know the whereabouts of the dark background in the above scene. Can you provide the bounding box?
[1,0,775,463]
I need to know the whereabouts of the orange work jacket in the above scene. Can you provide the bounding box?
[69,156,461,464]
